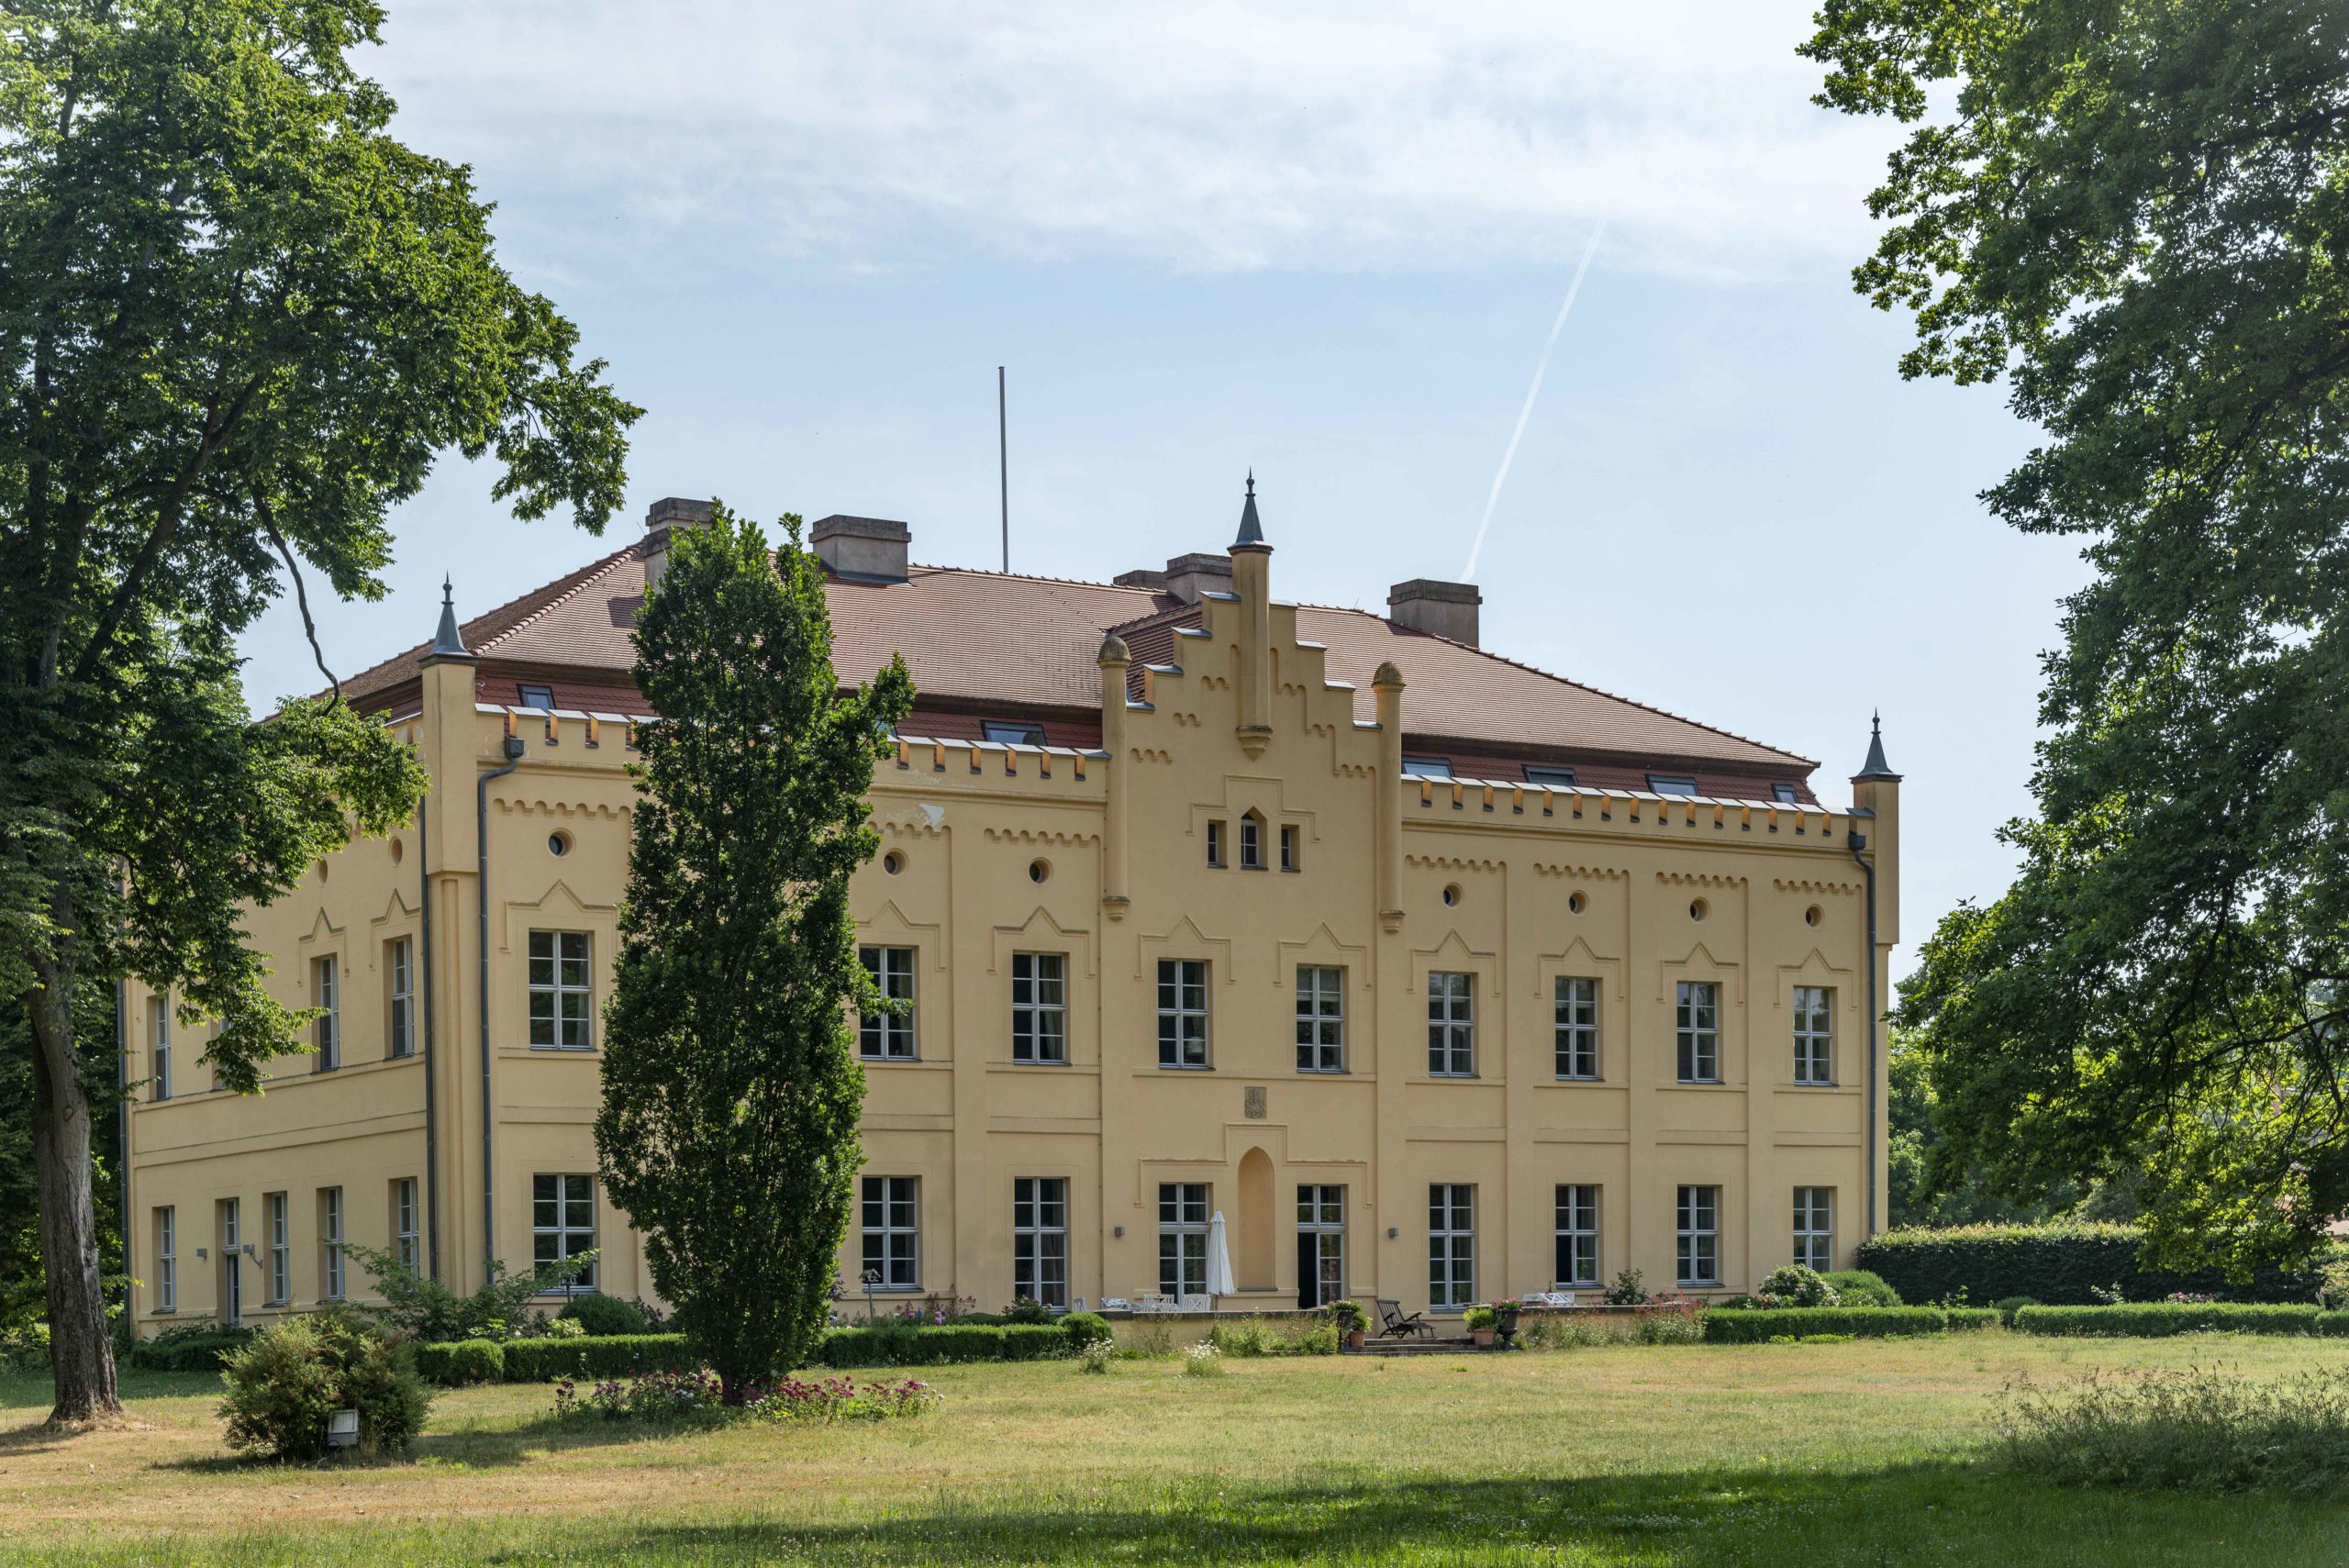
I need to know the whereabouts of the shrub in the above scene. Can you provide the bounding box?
[1603,1269,1651,1306]
[1854,1223,2343,1307]
[128,1323,256,1373]
[1823,1270,1902,1307]
[1755,1265,1841,1307]
[1060,1311,1111,1352]
[416,1339,504,1386]
[219,1309,431,1462]
[816,1324,1003,1368]
[1463,1306,1499,1332]
[553,1369,938,1425]
[0,1322,50,1373]
[1704,1307,1951,1343]
[1995,1296,2040,1327]
[1323,1299,1370,1335]
[2012,1303,2321,1338]
[1999,1367,2349,1496]
[502,1333,701,1382]
[2316,1258,2349,1311]
[997,1325,1067,1362]
[1074,1336,1117,1374]
[341,1242,597,1343]
[2316,1312,2349,1338]
[1180,1341,1223,1378]
[1944,1307,2001,1331]
[558,1293,651,1338]
[1638,1307,1707,1346]
[1000,1298,1053,1325]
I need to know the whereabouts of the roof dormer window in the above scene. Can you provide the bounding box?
[1401,757,1453,779]
[1524,765,1575,786]
[1773,783,1799,805]
[1648,774,1698,797]
[982,719,1045,746]
[518,684,554,710]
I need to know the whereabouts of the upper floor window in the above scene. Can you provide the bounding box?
[1675,981,1720,1083]
[1011,952,1067,1063]
[1157,959,1209,1068]
[1239,811,1265,870]
[1648,774,1698,797]
[1279,823,1300,872]
[1206,820,1226,868]
[1792,985,1834,1084]
[1554,977,1599,1080]
[312,957,340,1072]
[981,719,1044,746]
[517,684,555,710]
[1524,765,1576,787]
[529,931,594,1051]
[1427,972,1475,1076]
[859,946,918,1060]
[150,994,172,1102]
[387,938,416,1059]
[1401,756,1453,779]
[1296,965,1345,1073]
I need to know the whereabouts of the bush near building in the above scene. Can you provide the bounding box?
[2012,1304,2326,1338]
[1702,1307,1992,1343]
[1854,1223,2344,1306]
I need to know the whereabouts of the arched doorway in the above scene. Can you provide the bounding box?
[1237,1147,1275,1292]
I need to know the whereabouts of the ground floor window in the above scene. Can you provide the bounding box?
[1429,1184,1475,1309]
[1013,1177,1068,1308]
[1297,1184,1345,1308]
[394,1178,420,1273]
[1676,1184,1720,1287]
[1794,1186,1834,1272]
[1159,1183,1209,1296]
[319,1186,344,1301]
[1554,1184,1599,1288]
[265,1193,291,1305]
[862,1175,919,1290]
[533,1173,597,1292]
[219,1199,242,1327]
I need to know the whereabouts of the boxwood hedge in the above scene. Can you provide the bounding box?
[1702,1307,1956,1342]
[125,1326,255,1373]
[416,1338,504,1385]
[500,1334,703,1382]
[2011,1303,2323,1337]
[417,1321,1084,1383]
[1853,1223,2342,1307]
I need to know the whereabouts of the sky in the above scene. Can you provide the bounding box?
[235,0,2091,983]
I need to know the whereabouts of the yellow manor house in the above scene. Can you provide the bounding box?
[123,484,1901,1333]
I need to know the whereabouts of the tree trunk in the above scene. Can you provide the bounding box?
[28,945,120,1426]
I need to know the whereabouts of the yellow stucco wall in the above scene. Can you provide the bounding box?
[123,547,1897,1332]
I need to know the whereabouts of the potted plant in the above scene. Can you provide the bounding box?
[1325,1298,1370,1350]
[1464,1304,1498,1348]
[1494,1300,1521,1346]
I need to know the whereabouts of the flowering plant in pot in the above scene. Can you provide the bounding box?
[1463,1304,1499,1347]
[1323,1299,1370,1349]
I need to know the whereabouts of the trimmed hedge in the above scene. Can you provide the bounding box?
[1703,1307,1955,1342]
[502,1334,702,1382]
[2012,1303,2323,1338]
[1943,1307,2000,1331]
[812,1322,1067,1368]
[422,1320,1097,1384]
[2320,1312,2349,1338]
[127,1327,255,1373]
[417,1339,504,1385]
[1854,1223,2343,1307]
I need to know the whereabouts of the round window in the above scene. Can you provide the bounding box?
[1689,897,1709,921]
[883,851,904,875]
[1567,891,1586,916]
[1805,904,1822,928]
[1029,859,1050,884]
[548,831,571,858]
[1442,884,1463,908]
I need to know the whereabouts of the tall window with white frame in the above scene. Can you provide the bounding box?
[266,1192,291,1305]
[319,1186,345,1301]
[1279,823,1300,872]
[393,1177,420,1273]
[1205,819,1226,868]
[1158,1183,1209,1297]
[1427,973,1475,1076]
[1792,985,1833,1085]
[1157,959,1209,1068]
[312,957,340,1071]
[533,1173,596,1292]
[1794,1186,1834,1271]
[858,946,918,1060]
[1554,1184,1600,1288]
[529,931,594,1050]
[1429,1184,1475,1308]
[218,1198,242,1327]
[1012,1177,1068,1308]
[1675,981,1720,1083]
[1295,965,1345,1073]
[1554,977,1599,1080]
[154,1207,175,1314]
[387,937,416,1059]
[1676,1184,1721,1287]
[149,993,171,1101]
[1297,1184,1345,1309]
[1010,952,1066,1063]
[862,1175,919,1290]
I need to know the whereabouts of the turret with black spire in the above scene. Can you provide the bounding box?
[422,574,473,665]
[1854,710,1899,781]
[1231,469,1269,552]
[1230,471,1274,755]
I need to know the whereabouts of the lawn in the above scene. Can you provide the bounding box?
[3,1334,2345,1565]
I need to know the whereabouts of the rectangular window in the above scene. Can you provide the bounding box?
[1554,976,1599,1079]
[1295,965,1345,1073]
[1427,972,1475,1076]
[517,684,555,709]
[981,718,1044,746]
[1772,782,1799,805]
[155,1207,176,1313]
[1792,985,1833,1085]
[1524,764,1577,787]
[532,1173,597,1292]
[1429,1184,1475,1308]
[387,937,416,1059]
[1794,1186,1834,1272]
[1158,1183,1209,1297]
[219,1198,242,1327]
[861,1175,919,1290]
[150,994,171,1101]
[1012,1177,1068,1308]
[1676,981,1720,1083]
[1239,815,1264,869]
[313,957,340,1072]
[393,1178,420,1273]
[1279,823,1300,872]
[1648,774,1699,796]
[266,1192,290,1305]
[1010,952,1067,1063]
[528,931,594,1051]
[1206,819,1226,867]
[319,1187,345,1301]
[1157,959,1209,1068]
[1554,1184,1600,1288]
[1676,1184,1720,1287]
[1297,1184,1345,1309]
[1401,756,1453,779]
[858,945,917,1060]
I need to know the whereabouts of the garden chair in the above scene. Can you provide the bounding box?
[1376,1299,1433,1340]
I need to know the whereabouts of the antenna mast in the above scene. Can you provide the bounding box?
[997,366,1008,573]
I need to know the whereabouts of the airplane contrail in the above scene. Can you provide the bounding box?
[1460,217,1609,582]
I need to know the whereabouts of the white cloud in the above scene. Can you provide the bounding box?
[371,1,1895,276]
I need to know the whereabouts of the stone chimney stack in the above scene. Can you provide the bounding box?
[640,497,715,592]
[1386,579,1482,646]
[810,515,911,583]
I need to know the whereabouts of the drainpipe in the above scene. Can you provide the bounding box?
[477,735,526,1277]
[418,800,441,1283]
[1848,829,1879,1237]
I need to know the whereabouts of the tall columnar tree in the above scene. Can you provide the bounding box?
[1804,2,2349,1273]
[1,1,638,1424]
[596,508,913,1398]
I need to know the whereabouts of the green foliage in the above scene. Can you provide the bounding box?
[1755,1265,1841,1307]
[500,1334,701,1384]
[2000,1368,2349,1496]
[1059,1312,1111,1352]
[1996,1296,2040,1327]
[557,1294,651,1338]
[126,1322,255,1373]
[414,1340,503,1386]
[218,1308,430,1462]
[1806,0,2349,1277]
[1822,1270,1901,1308]
[1886,1027,2070,1227]
[341,1242,597,1342]
[1601,1269,1650,1306]
[2013,1304,2323,1338]
[1321,1299,1370,1334]
[1204,1318,1333,1358]
[809,1324,1068,1370]
[1000,1298,1052,1325]
[1854,1225,2342,1307]
[1462,1306,1498,1332]
[1703,1307,1956,1343]
[595,508,914,1396]
[2315,1257,2349,1310]
[2318,1313,2349,1338]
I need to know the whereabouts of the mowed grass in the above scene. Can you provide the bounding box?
[4,1334,2347,1565]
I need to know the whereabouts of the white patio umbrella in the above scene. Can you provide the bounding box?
[1206,1210,1236,1299]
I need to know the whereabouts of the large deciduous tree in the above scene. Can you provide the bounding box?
[1,1,638,1424]
[596,508,912,1400]
[1803,2,2349,1273]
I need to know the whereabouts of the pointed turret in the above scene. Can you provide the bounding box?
[1232,470,1268,551]
[422,575,473,666]
[1854,711,1900,780]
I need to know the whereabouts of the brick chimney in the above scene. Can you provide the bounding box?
[1118,552,1233,605]
[1386,578,1481,646]
[640,497,715,592]
[811,515,911,583]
